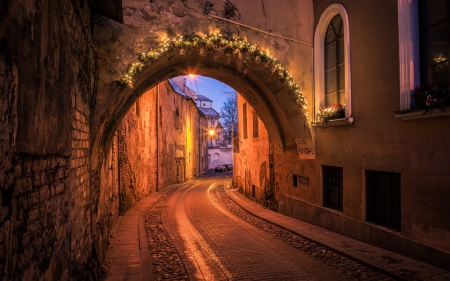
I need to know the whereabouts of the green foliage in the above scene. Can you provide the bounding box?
[118,33,308,116]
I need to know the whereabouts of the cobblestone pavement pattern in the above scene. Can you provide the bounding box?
[144,173,394,280]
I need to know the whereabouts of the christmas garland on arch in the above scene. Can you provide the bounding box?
[118,34,308,112]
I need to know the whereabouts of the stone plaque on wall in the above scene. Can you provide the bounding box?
[295,139,315,159]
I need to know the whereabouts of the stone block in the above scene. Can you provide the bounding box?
[49,157,58,170]
[27,220,42,235]
[13,165,22,176]
[33,237,43,252]
[22,265,36,281]
[39,185,50,200]
[21,231,31,247]
[32,173,40,188]
[0,169,4,190]
[55,183,65,195]
[32,159,47,172]
[58,158,67,167]
[13,178,24,197]
[18,247,34,270]
[0,225,5,243]
[50,185,55,197]
[56,167,64,180]
[24,178,32,192]
[23,159,32,174]
[39,170,46,186]
[5,173,14,189]
[27,208,40,224]
[29,192,39,208]
[0,206,9,223]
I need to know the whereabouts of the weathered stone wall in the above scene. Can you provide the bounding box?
[117,90,158,213]
[115,81,207,213]
[1,154,70,280]
[234,94,271,207]
[0,0,98,279]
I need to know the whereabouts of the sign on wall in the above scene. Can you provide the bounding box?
[295,139,315,159]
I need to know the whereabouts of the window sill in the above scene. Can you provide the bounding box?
[394,108,450,121]
[311,117,354,127]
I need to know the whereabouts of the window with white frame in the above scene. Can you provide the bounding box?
[419,0,449,84]
[314,4,352,121]
[397,0,450,112]
[325,15,345,107]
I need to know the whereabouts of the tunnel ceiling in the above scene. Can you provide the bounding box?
[90,0,124,23]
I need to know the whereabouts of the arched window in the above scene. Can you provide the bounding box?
[314,4,352,125]
[325,15,345,107]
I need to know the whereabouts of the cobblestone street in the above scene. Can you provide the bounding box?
[144,173,393,280]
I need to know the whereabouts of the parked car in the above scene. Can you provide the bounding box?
[215,165,227,172]
[223,164,233,171]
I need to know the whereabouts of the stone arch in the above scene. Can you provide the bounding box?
[95,34,312,160]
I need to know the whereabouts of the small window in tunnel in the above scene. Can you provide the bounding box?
[159,106,162,127]
[243,103,248,139]
[135,99,140,117]
[252,110,258,137]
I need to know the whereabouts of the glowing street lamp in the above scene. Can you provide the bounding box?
[208,129,215,147]
[188,74,196,79]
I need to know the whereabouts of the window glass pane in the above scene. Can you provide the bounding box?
[424,22,448,66]
[422,0,447,28]
[332,16,342,37]
[338,90,346,106]
[338,64,345,90]
[325,26,336,45]
[325,68,337,94]
[326,92,338,106]
[325,43,337,69]
[338,19,344,37]
[338,38,345,64]
[425,61,449,83]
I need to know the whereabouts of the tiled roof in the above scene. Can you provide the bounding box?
[198,107,220,118]
[195,95,213,102]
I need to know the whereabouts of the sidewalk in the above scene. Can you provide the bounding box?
[102,183,186,281]
[225,187,450,281]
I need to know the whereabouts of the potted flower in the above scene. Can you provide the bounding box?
[412,83,450,111]
[316,104,345,123]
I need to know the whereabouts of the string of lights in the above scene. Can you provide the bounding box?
[118,34,308,116]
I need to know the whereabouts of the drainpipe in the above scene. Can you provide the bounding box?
[156,83,159,191]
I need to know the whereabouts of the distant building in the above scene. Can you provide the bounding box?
[170,76,233,169]
[234,94,270,204]
[116,80,209,213]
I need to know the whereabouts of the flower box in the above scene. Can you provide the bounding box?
[316,105,345,123]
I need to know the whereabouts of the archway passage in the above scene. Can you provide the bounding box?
[95,34,312,158]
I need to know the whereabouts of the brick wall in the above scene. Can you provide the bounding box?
[0,0,99,279]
